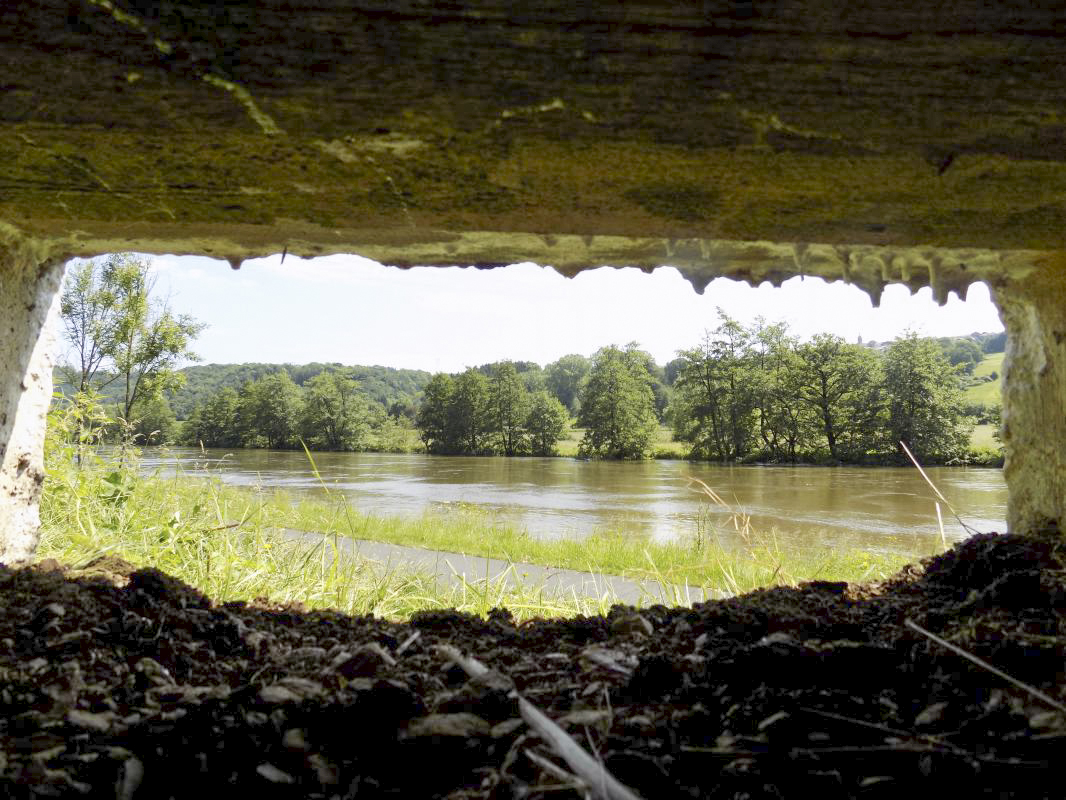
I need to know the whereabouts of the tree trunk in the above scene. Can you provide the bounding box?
[991,262,1066,534]
[0,231,64,564]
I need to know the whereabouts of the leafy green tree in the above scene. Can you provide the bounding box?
[488,362,529,456]
[545,354,590,414]
[59,255,203,446]
[578,344,658,459]
[416,373,455,453]
[795,334,883,461]
[238,372,302,449]
[939,337,984,374]
[300,370,371,451]
[127,394,176,445]
[671,313,756,460]
[449,369,491,454]
[882,333,972,462]
[183,387,241,448]
[60,259,116,394]
[96,255,204,423]
[748,319,811,461]
[525,391,570,456]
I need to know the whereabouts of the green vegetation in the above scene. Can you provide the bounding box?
[60,254,204,443]
[41,404,915,617]
[417,363,571,456]
[669,314,976,464]
[56,255,1002,467]
[577,344,659,459]
[963,351,1005,407]
[41,416,617,620]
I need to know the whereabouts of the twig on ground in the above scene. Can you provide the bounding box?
[519,695,644,800]
[904,619,1066,714]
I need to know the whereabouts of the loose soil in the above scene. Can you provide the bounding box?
[2,531,1064,798]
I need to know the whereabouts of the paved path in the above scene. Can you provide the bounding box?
[278,529,728,607]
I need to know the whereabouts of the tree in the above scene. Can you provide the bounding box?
[525,391,570,456]
[488,362,529,456]
[104,255,204,423]
[671,312,756,461]
[184,387,241,448]
[795,333,883,461]
[300,370,371,451]
[545,354,590,414]
[882,333,972,462]
[238,372,302,449]
[416,373,455,453]
[939,337,984,374]
[448,369,491,454]
[748,319,810,461]
[127,394,177,445]
[577,344,658,459]
[59,259,116,394]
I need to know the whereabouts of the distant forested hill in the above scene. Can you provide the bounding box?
[57,362,433,421]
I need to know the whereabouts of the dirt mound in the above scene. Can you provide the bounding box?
[1,532,1063,798]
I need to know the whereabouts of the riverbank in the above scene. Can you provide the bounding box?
[173,420,1005,465]
[40,450,914,618]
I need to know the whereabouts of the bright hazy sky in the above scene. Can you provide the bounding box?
[81,253,1004,374]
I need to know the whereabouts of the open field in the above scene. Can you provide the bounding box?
[963,351,1004,407]
[556,424,688,458]
[970,423,1000,450]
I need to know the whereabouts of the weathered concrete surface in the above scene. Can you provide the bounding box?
[3,1,1066,262]
[0,230,64,563]
[2,1,1066,546]
[991,262,1066,535]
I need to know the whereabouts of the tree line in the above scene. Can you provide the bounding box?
[668,313,974,464]
[416,363,571,456]
[57,255,992,465]
[182,369,413,452]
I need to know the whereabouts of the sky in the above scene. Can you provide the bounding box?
[82,252,1005,374]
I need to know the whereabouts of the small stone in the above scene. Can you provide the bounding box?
[914,701,949,727]
[609,612,653,637]
[116,757,144,800]
[405,713,491,739]
[308,754,339,785]
[757,632,798,647]
[66,709,114,733]
[256,763,295,784]
[559,709,611,728]
[332,643,395,679]
[284,646,327,664]
[282,728,309,751]
[1029,711,1063,731]
[490,718,525,739]
[259,685,301,704]
[134,657,175,686]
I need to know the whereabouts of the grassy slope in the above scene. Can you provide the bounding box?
[964,352,1004,407]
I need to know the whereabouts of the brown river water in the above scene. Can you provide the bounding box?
[142,448,1007,559]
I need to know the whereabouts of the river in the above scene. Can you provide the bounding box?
[140,448,1007,558]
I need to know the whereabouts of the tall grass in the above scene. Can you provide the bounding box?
[38,410,915,620]
[38,424,623,620]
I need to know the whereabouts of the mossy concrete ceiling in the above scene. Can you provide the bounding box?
[3,1,1066,298]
